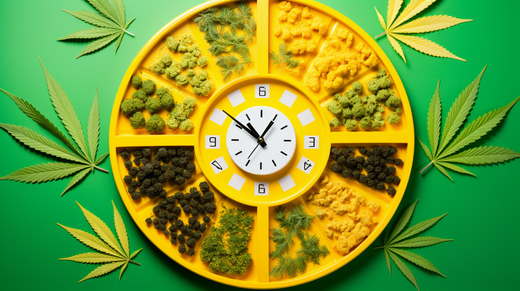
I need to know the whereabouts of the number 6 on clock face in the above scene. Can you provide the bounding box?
[254,182,269,196]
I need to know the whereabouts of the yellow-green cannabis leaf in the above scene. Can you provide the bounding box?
[374,199,453,291]
[0,58,109,196]
[418,66,520,181]
[59,0,136,58]
[58,201,143,283]
[374,0,472,62]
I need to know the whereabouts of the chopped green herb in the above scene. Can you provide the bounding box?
[270,205,329,279]
[194,2,256,81]
[270,43,300,75]
[200,206,253,276]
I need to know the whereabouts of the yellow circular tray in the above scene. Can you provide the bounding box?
[109,0,414,288]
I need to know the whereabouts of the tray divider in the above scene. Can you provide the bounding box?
[330,131,409,144]
[112,135,196,147]
[256,0,270,75]
[256,205,270,282]
[316,67,381,104]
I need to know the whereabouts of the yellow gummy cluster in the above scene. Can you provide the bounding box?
[305,29,379,92]
[307,175,380,255]
[273,1,328,76]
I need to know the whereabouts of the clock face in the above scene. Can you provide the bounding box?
[226,106,296,176]
[196,76,330,206]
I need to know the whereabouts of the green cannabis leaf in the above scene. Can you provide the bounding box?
[375,199,453,291]
[194,1,256,81]
[59,0,135,58]
[419,66,520,181]
[58,201,142,283]
[0,58,109,196]
[269,43,300,75]
[270,205,329,279]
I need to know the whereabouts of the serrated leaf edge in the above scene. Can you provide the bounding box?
[390,213,449,244]
[76,202,126,257]
[112,200,129,256]
[388,199,419,243]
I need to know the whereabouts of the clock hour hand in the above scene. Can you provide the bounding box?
[259,114,277,143]
[246,123,261,139]
[247,123,267,147]
[222,110,259,142]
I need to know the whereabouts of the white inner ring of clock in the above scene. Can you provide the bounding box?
[226,106,296,176]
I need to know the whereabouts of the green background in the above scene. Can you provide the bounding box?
[0,0,519,290]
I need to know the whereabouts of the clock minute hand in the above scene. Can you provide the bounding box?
[222,110,259,141]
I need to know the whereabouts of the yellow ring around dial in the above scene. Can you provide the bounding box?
[195,75,331,207]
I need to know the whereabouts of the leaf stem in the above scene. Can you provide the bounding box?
[373,246,384,250]
[94,166,109,173]
[420,160,434,174]
[129,260,141,266]
[374,31,387,39]
[124,30,134,37]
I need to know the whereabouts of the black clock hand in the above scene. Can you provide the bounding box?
[247,143,260,159]
[246,123,261,139]
[258,114,277,145]
[247,122,269,148]
[222,110,259,141]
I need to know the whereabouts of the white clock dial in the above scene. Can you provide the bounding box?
[226,106,296,176]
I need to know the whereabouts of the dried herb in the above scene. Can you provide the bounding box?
[270,205,329,279]
[59,0,135,58]
[200,206,253,276]
[418,66,520,181]
[0,59,109,196]
[270,43,300,75]
[374,0,472,62]
[194,1,256,81]
[58,201,142,283]
[375,199,452,291]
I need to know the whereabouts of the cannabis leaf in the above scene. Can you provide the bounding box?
[270,43,300,75]
[374,0,472,62]
[58,201,142,283]
[375,199,452,291]
[0,58,109,196]
[270,205,329,279]
[418,66,520,181]
[59,0,136,59]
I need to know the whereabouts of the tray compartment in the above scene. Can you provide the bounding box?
[187,1,259,84]
[268,0,334,81]
[327,143,408,204]
[267,200,337,282]
[115,146,201,208]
